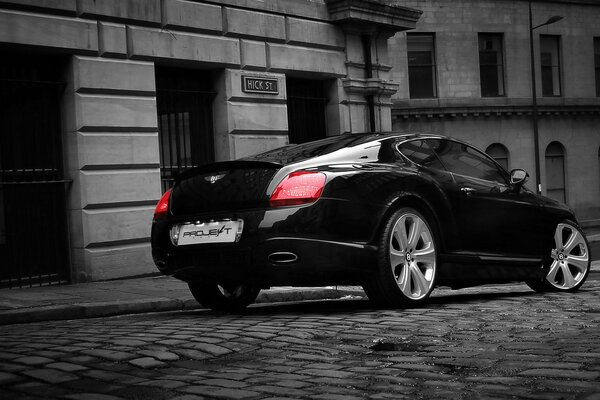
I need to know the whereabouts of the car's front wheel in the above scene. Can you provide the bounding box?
[527,220,591,292]
[188,282,260,312]
[363,207,438,307]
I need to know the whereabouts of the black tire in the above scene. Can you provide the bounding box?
[526,220,591,293]
[363,207,438,307]
[188,282,260,312]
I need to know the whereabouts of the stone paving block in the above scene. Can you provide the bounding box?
[81,349,136,361]
[251,385,307,397]
[313,394,364,400]
[11,381,74,397]
[187,342,232,356]
[199,378,248,388]
[0,371,22,385]
[181,385,260,399]
[517,369,600,380]
[136,379,187,389]
[13,356,54,366]
[299,368,355,379]
[172,349,212,360]
[137,349,179,361]
[403,370,455,380]
[128,357,166,369]
[64,394,126,400]
[22,368,79,384]
[48,362,89,372]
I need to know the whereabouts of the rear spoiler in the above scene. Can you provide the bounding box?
[175,160,283,183]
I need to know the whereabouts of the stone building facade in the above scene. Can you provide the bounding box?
[0,0,420,284]
[388,0,600,229]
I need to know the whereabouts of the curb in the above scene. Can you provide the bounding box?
[0,287,365,326]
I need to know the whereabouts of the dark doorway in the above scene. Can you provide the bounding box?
[0,54,70,288]
[155,68,216,193]
[286,78,328,144]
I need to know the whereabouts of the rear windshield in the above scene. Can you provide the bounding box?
[246,134,385,165]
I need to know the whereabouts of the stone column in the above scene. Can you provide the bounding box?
[212,69,289,160]
[61,56,161,282]
[325,0,422,133]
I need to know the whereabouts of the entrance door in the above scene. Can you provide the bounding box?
[156,68,216,192]
[0,55,70,288]
[286,78,328,144]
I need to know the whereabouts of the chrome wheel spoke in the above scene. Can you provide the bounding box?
[554,225,564,250]
[410,264,430,296]
[390,249,406,268]
[560,263,576,288]
[564,230,584,254]
[407,218,424,249]
[413,245,435,266]
[396,264,410,294]
[393,220,409,250]
[566,254,589,274]
[546,259,560,283]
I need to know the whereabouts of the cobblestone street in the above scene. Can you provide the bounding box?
[1,277,599,400]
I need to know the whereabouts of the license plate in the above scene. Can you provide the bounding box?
[172,219,243,246]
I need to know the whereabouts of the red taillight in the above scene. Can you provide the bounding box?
[269,171,326,207]
[153,189,172,220]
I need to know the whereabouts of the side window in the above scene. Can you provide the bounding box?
[433,140,507,183]
[397,139,445,170]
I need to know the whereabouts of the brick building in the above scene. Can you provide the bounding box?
[388,0,600,229]
[0,0,598,285]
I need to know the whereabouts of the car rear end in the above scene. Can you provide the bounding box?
[150,158,382,287]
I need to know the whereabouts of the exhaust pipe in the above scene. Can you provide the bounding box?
[268,252,298,265]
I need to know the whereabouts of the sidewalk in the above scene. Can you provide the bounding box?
[1,257,598,326]
[0,275,366,325]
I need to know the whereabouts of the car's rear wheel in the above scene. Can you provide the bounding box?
[527,220,590,292]
[364,207,438,307]
[188,282,260,312]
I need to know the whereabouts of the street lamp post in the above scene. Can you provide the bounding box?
[528,1,563,194]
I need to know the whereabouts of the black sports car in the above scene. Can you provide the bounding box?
[151,133,591,311]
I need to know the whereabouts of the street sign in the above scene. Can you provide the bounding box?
[241,76,278,94]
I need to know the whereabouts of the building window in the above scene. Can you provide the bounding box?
[545,141,566,203]
[540,35,561,96]
[156,68,215,192]
[286,78,328,144]
[407,33,437,98]
[478,33,505,97]
[595,38,600,97]
[485,143,509,171]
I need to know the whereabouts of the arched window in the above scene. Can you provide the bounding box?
[485,143,509,171]
[545,142,566,203]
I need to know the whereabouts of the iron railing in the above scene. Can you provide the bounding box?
[0,58,70,288]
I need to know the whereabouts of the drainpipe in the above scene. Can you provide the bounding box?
[362,34,376,133]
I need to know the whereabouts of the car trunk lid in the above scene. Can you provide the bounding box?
[169,161,282,215]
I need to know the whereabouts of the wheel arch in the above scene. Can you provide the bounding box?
[373,191,450,253]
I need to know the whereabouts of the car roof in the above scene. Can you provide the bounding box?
[246,132,450,166]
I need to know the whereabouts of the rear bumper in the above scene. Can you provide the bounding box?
[151,199,383,286]
[152,237,377,286]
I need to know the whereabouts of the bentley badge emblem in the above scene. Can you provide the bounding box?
[205,174,225,184]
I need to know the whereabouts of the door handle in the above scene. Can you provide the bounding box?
[461,187,476,194]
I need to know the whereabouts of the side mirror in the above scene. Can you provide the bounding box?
[510,169,529,191]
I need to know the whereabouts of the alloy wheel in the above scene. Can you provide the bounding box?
[546,223,590,290]
[389,213,436,300]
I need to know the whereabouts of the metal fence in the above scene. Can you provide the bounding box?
[156,68,215,193]
[0,56,70,288]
